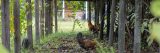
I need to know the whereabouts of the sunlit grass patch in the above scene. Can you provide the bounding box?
[57,20,88,32]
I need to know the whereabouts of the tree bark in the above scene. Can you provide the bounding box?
[40,0,45,37]
[100,0,105,40]
[95,1,99,27]
[26,0,33,48]
[1,0,10,51]
[109,0,116,45]
[106,0,111,40]
[94,0,99,30]
[54,0,58,32]
[94,0,97,25]
[118,0,126,53]
[45,0,53,35]
[88,0,91,22]
[14,0,21,53]
[35,0,40,43]
[133,0,142,53]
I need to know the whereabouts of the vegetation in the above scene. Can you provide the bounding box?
[0,0,160,53]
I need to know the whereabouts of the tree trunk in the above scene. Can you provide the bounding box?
[26,0,33,49]
[54,0,58,32]
[133,0,142,53]
[118,0,126,53]
[45,0,53,35]
[109,0,116,45]
[100,0,105,40]
[106,0,111,40]
[35,0,40,43]
[159,47,160,53]
[88,0,91,22]
[1,0,10,51]
[94,0,99,30]
[94,0,97,25]
[14,0,21,53]
[95,1,99,27]
[40,0,45,37]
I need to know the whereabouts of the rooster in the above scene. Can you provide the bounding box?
[76,32,96,51]
[87,21,99,34]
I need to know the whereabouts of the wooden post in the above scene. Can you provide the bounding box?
[85,1,88,20]
[62,0,65,19]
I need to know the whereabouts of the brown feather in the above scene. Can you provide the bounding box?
[77,32,96,50]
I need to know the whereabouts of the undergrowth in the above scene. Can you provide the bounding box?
[21,31,116,53]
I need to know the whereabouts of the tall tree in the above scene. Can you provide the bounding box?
[54,0,58,32]
[40,0,45,37]
[100,0,105,40]
[106,0,111,40]
[109,0,116,45]
[26,0,33,48]
[1,0,10,51]
[88,0,91,22]
[94,0,97,25]
[14,0,21,53]
[133,0,142,53]
[45,0,53,35]
[118,0,126,53]
[95,0,99,27]
[35,0,40,43]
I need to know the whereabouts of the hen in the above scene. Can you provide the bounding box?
[87,21,99,34]
[76,32,96,51]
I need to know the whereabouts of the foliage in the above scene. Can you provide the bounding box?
[64,1,86,31]
[10,0,14,35]
[95,40,116,53]
[150,0,160,17]
[72,19,83,31]
[148,0,160,46]
[19,0,34,35]
[65,1,84,11]
[19,0,27,35]
[147,22,160,46]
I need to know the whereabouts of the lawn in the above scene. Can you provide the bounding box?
[57,20,88,32]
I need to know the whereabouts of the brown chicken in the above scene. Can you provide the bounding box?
[87,21,99,34]
[76,32,96,51]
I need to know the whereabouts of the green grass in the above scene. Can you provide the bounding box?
[32,31,116,53]
[57,20,88,32]
[0,18,116,53]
